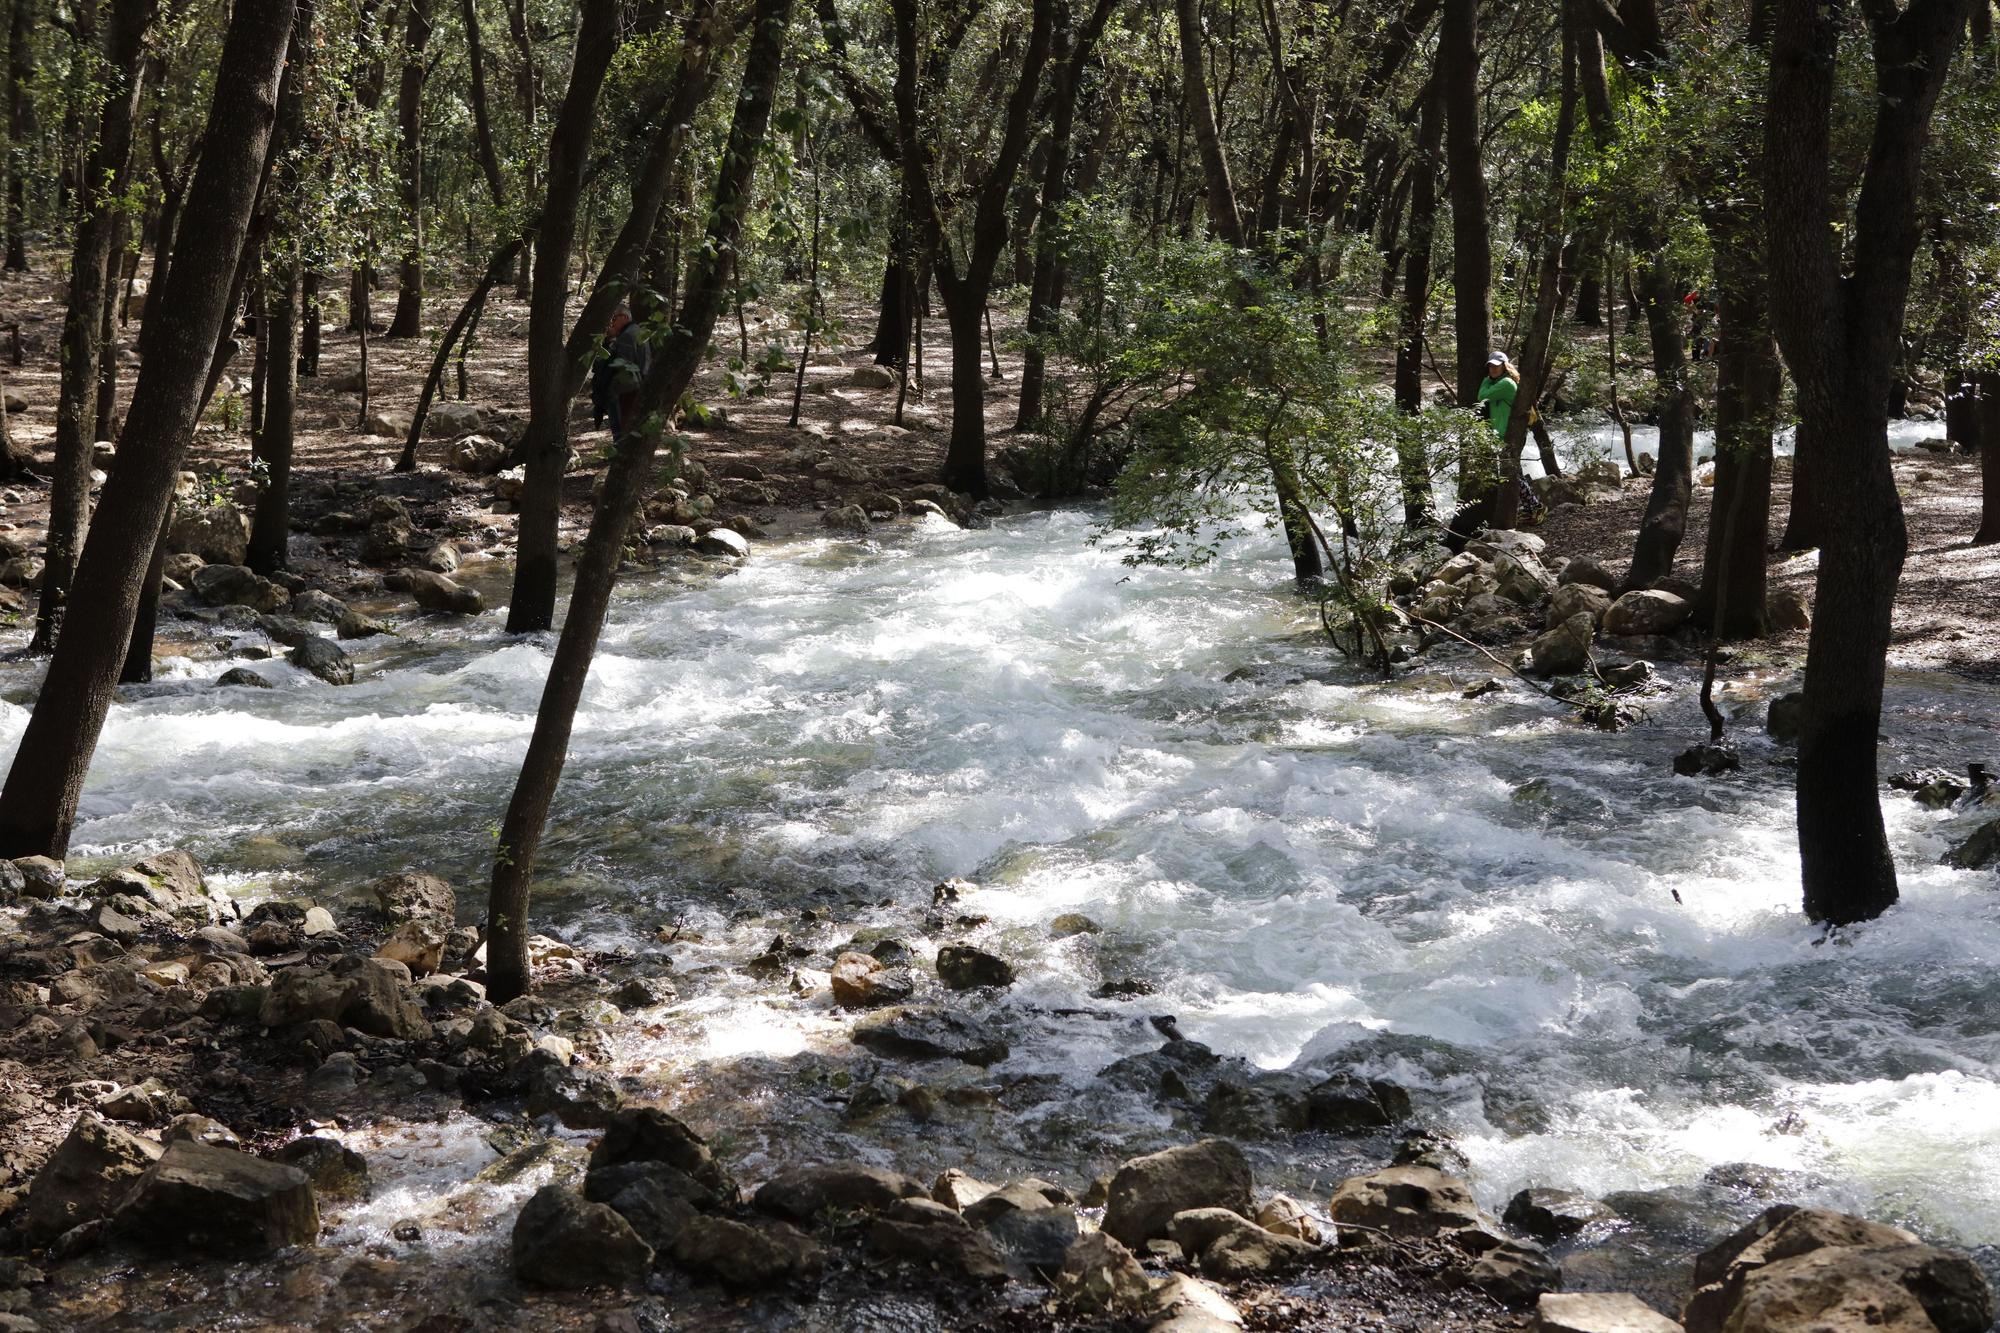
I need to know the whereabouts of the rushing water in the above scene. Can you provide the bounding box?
[5,500,1999,1281]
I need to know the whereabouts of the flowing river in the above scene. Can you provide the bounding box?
[5,502,1998,1309]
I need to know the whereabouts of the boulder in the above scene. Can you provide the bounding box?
[271,1137,369,1197]
[23,1115,163,1244]
[1715,1244,1992,1333]
[829,952,913,1008]
[1537,1292,1681,1333]
[1944,817,2000,870]
[1049,913,1101,938]
[400,568,483,615]
[753,1162,927,1223]
[979,1202,1081,1274]
[1102,1139,1254,1249]
[511,1185,653,1289]
[1604,590,1692,637]
[216,667,272,688]
[14,855,65,899]
[584,1160,721,1214]
[667,1214,823,1286]
[168,503,251,565]
[1505,1188,1619,1242]
[1328,1165,1484,1240]
[868,1205,1010,1282]
[288,636,354,686]
[1456,1228,1563,1305]
[375,920,444,975]
[447,434,508,474]
[1167,1207,1317,1279]
[115,1140,318,1256]
[1495,551,1557,606]
[1055,1231,1154,1316]
[1547,582,1613,629]
[1766,588,1811,633]
[336,958,431,1039]
[1559,556,1620,591]
[287,589,349,625]
[422,542,460,575]
[935,944,1016,990]
[589,1171,703,1253]
[1680,1205,1980,1333]
[850,365,897,389]
[821,504,870,535]
[1767,691,1805,743]
[695,528,749,559]
[192,564,288,612]
[364,410,412,438]
[588,1106,736,1203]
[86,851,222,926]
[1255,1194,1321,1244]
[1530,613,1596,677]
[373,871,456,932]
[852,1008,1009,1066]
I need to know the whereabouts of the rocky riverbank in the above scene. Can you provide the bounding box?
[2,849,1995,1331]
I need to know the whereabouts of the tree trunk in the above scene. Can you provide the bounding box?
[0,0,295,859]
[33,0,152,653]
[1573,267,1601,324]
[118,505,168,684]
[462,0,507,208]
[1394,80,1441,526]
[387,0,433,338]
[248,262,300,573]
[4,0,30,272]
[1620,256,1696,588]
[505,0,623,634]
[1765,0,1966,924]
[487,0,794,1004]
[1976,371,2000,544]
[397,240,521,470]
[1439,0,1490,405]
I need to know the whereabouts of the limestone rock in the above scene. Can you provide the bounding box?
[1328,1165,1484,1240]
[588,1106,737,1203]
[1055,1231,1154,1316]
[1717,1244,1992,1333]
[935,944,1015,990]
[23,1115,163,1244]
[1530,612,1596,677]
[168,503,251,565]
[753,1162,927,1223]
[1547,582,1613,629]
[852,1007,1009,1066]
[1255,1194,1321,1244]
[447,434,508,474]
[116,1140,318,1257]
[668,1214,823,1286]
[373,872,456,933]
[400,568,483,615]
[1102,1139,1254,1249]
[289,635,354,686]
[1604,590,1692,637]
[696,528,749,559]
[1537,1292,1682,1333]
[511,1185,653,1289]
[191,564,287,612]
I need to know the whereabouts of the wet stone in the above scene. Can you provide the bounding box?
[852,1007,1009,1066]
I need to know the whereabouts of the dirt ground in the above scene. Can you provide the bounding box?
[1538,451,2000,682]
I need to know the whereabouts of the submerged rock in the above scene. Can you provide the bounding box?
[851,1007,1009,1066]
[288,635,354,686]
[1505,1187,1620,1242]
[935,944,1015,990]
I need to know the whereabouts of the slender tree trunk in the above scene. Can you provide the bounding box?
[387,0,433,338]
[463,0,507,208]
[248,263,301,573]
[487,0,794,1003]
[33,0,152,653]
[94,221,127,441]
[1975,371,2000,544]
[1393,81,1441,526]
[1620,258,1696,588]
[4,0,30,272]
[0,0,295,859]
[118,505,168,684]
[397,239,521,470]
[1439,0,1490,406]
[506,0,622,633]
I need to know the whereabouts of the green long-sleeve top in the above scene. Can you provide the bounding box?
[1478,374,1517,438]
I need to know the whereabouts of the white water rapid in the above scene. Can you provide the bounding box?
[4,503,1997,1272]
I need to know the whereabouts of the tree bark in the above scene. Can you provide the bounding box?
[1439,0,1490,406]
[33,0,153,653]
[487,0,794,1003]
[387,0,433,338]
[1765,0,1967,924]
[0,0,295,859]
[1975,371,2000,544]
[1393,79,1441,526]
[504,0,623,634]
[505,0,722,633]
[1619,256,1696,588]
[4,0,30,272]
[462,0,507,208]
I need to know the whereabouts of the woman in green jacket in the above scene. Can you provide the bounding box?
[1478,352,1518,437]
